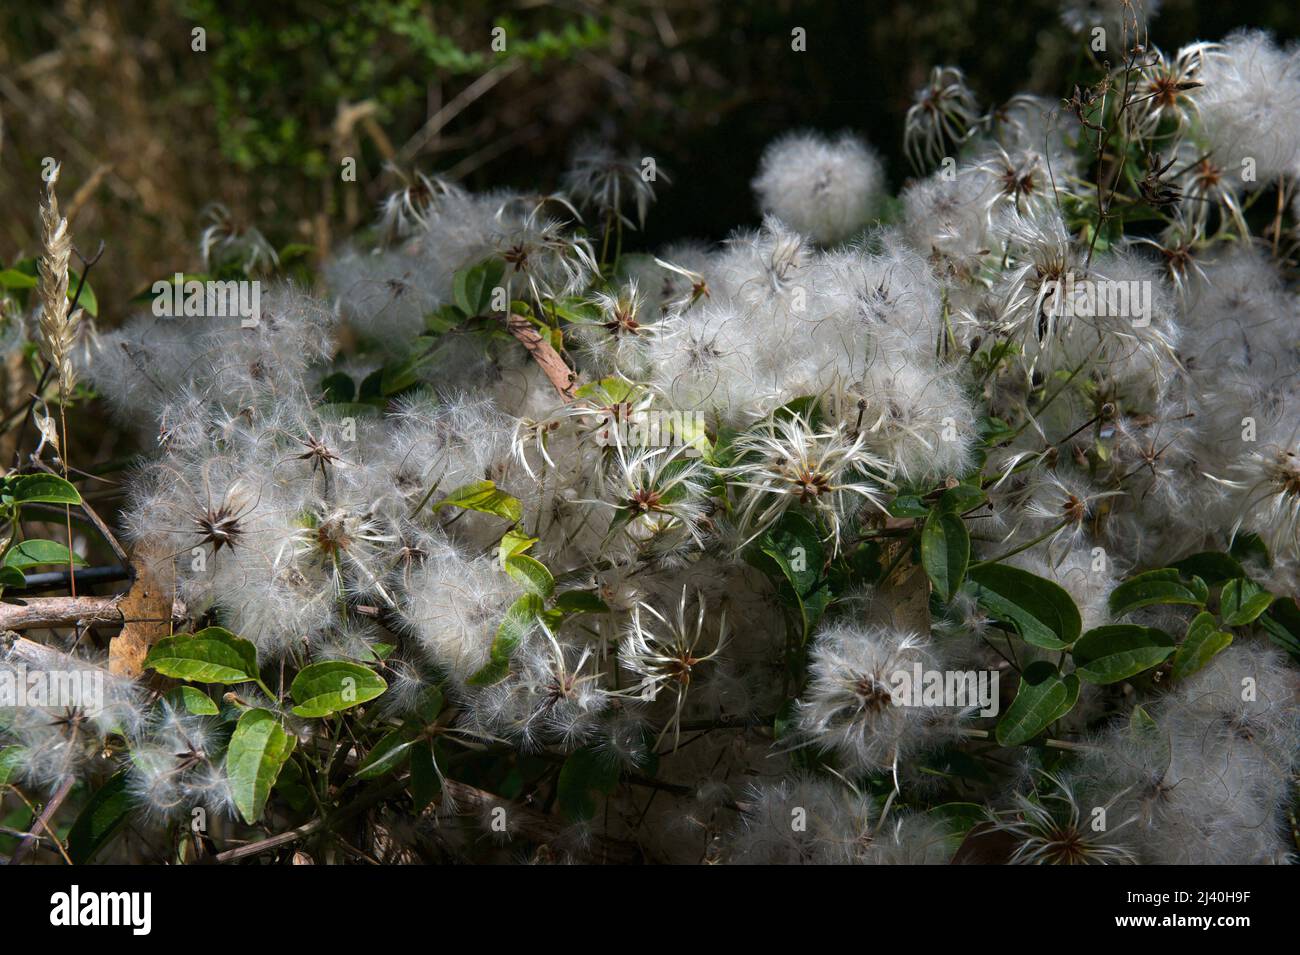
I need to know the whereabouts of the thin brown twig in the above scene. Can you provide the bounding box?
[395,62,521,165]
[29,455,129,565]
[8,775,75,865]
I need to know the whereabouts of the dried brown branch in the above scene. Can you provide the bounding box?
[507,313,579,400]
[0,593,184,631]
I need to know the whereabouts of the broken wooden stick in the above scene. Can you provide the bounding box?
[0,593,184,631]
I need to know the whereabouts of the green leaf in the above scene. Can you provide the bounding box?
[927,802,989,845]
[921,509,969,602]
[225,709,296,824]
[1129,703,1159,736]
[557,746,620,821]
[413,685,445,725]
[453,258,506,316]
[1170,551,1244,585]
[3,474,81,505]
[977,414,1018,446]
[838,540,883,588]
[551,296,603,325]
[553,590,611,614]
[800,585,834,632]
[67,771,132,864]
[425,303,466,334]
[996,662,1079,746]
[320,371,355,403]
[754,512,827,640]
[497,527,538,566]
[1072,625,1175,684]
[966,564,1081,650]
[1108,568,1208,618]
[467,593,542,686]
[356,729,416,780]
[886,494,929,518]
[290,661,388,718]
[1172,612,1233,681]
[432,480,522,523]
[379,343,438,395]
[165,685,220,716]
[939,483,986,514]
[1229,532,1269,568]
[1128,702,1171,767]
[772,395,824,428]
[2,539,87,571]
[574,375,637,403]
[757,514,823,597]
[67,268,98,317]
[409,740,438,811]
[0,746,24,785]
[1259,597,1300,662]
[278,242,316,263]
[272,758,313,813]
[0,268,37,290]
[0,566,25,589]
[144,627,260,684]
[1219,578,1273,627]
[504,553,554,597]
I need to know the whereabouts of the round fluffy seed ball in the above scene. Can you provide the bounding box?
[752,131,884,245]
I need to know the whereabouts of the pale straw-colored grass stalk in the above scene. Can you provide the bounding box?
[38,164,82,401]
[36,164,82,595]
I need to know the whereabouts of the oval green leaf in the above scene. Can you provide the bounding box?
[5,474,82,505]
[996,661,1079,746]
[966,564,1081,649]
[409,740,439,812]
[290,661,388,718]
[504,553,554,597]
[144,627,259,684]
[432,480,522,523]
[554,589,611,615]
[1259,597,1300,661]
[356,729,416,780]
[1170,551,1244,585]
[0,745,25,785]
[3,539,87,570]
[1219,577,1273,627]
[939,483,986,514]
[1072,625,1175,684]
[467,593,543,686]
[67,771,132,864]
[922,509,969,602]
[226,708,296,824]
[165,685,220,716]
[1172,612,1233,681]
[557,746,621,821]
[1109,568,1208,618]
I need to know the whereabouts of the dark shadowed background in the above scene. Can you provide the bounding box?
[2,0,1298,310]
